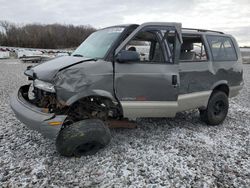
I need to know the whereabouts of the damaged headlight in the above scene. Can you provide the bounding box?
[33,79,55,93]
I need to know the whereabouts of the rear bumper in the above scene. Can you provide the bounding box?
[10,84,67,139]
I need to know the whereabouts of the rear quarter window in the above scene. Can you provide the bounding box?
[206,35,238,61]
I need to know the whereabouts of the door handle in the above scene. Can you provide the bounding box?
[172,75,178,87]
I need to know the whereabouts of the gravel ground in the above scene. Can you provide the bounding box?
[0,59,250,187]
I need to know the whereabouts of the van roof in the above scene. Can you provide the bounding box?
[105,24,226,35]
[182,28,224,34]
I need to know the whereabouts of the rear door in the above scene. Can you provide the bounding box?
[114,22,183,118]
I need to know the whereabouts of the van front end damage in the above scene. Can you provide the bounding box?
[11,81,123,139]
[11,58,124,140]
[10,84,67,139]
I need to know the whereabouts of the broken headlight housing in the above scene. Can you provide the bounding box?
[33,79,55,93]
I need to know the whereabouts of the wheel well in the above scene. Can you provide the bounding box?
[66,96,122,123]
[213,84,229,96]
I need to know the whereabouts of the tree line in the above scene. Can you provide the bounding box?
[0,21,96,49]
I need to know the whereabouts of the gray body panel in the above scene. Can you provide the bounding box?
[179,33,243,95]
[28,56,93,82]
[115,63,179,101]
[54,60,115,105]
[179,60,243,94]
[115,63,180,118]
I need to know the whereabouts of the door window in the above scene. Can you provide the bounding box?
[124,31,165,63]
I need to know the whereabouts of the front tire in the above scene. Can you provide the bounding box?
[56,119,111,157]
[199,91,229,125]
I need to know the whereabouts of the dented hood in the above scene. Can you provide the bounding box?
[25,56,94,82]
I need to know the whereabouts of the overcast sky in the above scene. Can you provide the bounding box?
[0,0,249,46]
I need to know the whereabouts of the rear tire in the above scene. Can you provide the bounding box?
[199,91,229,125]
[56,119,111,157]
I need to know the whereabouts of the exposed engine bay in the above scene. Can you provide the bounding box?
[27,84,122,124]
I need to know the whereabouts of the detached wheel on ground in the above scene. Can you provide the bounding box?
[199,91,229,125]
[56,119,111,157]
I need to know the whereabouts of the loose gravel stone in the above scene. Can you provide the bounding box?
[0,59,250,187]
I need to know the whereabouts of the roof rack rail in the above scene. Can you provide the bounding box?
[182,28,224,34]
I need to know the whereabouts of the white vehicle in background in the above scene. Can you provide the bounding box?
[0,51,10,59]
[0,46,72,62]
[17,49,52,63]
[17,49,42,59]
[56,52,69,57]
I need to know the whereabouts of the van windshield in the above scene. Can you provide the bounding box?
[72,27,124,59]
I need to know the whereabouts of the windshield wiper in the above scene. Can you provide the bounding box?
[72,54,84,57]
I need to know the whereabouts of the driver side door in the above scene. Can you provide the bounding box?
[114,23,182,118]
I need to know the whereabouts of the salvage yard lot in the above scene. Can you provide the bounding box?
[0,59,250,187]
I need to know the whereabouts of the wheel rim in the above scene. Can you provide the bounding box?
[213,100,225,116]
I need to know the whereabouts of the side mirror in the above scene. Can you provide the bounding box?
[116,50,140,63]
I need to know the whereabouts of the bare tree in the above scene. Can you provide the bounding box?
[0,21,96,49]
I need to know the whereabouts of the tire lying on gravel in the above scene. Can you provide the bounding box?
[199,91,229,125]
[56,119,111,157]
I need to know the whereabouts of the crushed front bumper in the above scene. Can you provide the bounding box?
[10,84,67,139]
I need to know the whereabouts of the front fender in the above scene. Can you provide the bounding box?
[65,89,117,106]
[53,60,115,106]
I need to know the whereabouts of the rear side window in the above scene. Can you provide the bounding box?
[180,35,208,62]
[206,36,237,61]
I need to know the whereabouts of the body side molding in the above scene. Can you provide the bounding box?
[121,90,212,119]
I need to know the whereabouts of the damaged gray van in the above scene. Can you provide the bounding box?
[10,22,243,156]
